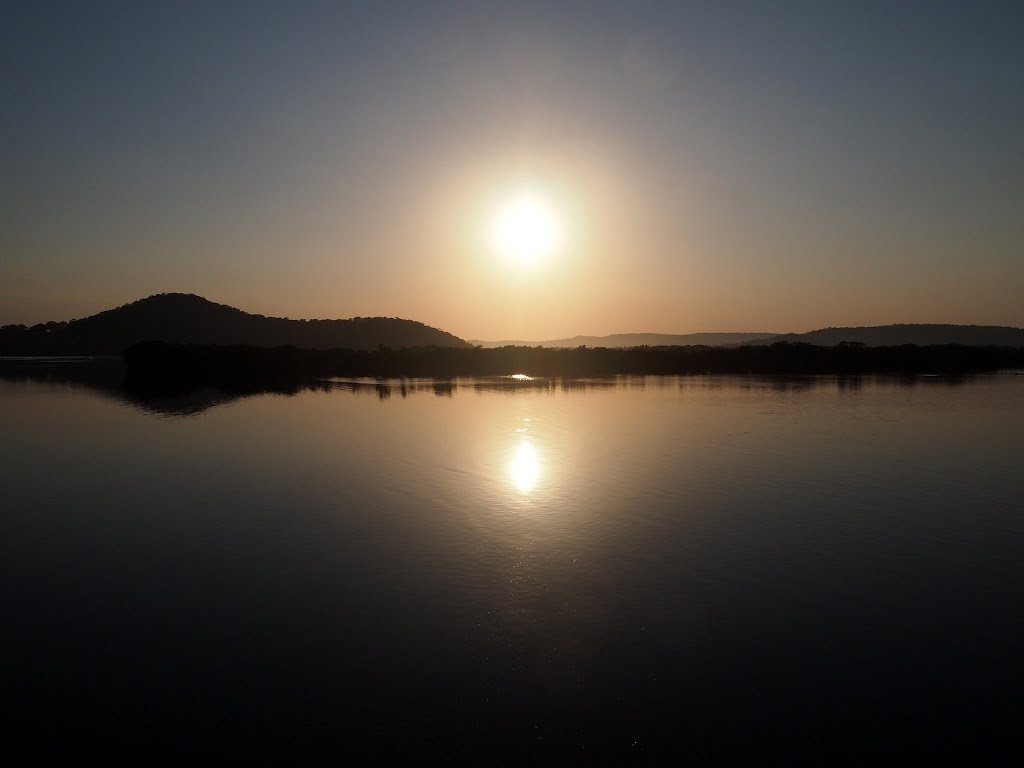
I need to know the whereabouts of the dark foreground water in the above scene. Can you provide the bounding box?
[2,363,1022,762]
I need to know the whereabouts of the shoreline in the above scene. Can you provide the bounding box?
[120,340,1024,382]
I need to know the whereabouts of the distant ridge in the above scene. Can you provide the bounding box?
[469,332,777,348]
[0,293,471,355]
[753,324,1024,348]
[471,325,1024,349]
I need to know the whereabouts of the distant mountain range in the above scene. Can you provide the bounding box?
[472,325,1024,349]
[0,293,471,355]
[2,294,1021,356]
[469,332,778,348]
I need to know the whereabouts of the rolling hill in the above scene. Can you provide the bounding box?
[0,293,471,355]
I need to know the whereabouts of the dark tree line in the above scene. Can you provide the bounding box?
[122,340,1024,386]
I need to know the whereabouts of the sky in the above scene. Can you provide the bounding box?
[3,0,1022,338]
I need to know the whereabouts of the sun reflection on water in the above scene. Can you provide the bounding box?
[510,440,541,493]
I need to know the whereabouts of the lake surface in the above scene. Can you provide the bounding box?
[3,364,1022,762]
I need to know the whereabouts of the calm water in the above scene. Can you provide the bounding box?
[2,364,1022,761]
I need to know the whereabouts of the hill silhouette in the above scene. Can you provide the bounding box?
[0,293,470,355]
[756,324,1024,347]
[469,332,777,348]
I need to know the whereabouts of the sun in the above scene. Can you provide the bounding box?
[492,194,560,264]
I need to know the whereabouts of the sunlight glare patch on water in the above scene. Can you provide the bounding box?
[510,439,541,493]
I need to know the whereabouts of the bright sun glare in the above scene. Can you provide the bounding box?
[511,440,541,493]
[492,194,560,264]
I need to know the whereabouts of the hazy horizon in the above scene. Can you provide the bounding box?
[4,2,1023,338]
[5,290,1024,343]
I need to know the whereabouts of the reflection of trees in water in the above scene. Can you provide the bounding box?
[0,359,333,417]
[837,376,864,391]
[0,359,985,419]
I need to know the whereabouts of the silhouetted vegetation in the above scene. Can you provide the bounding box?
[124,340,1024,383]
[0,293,470,355]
